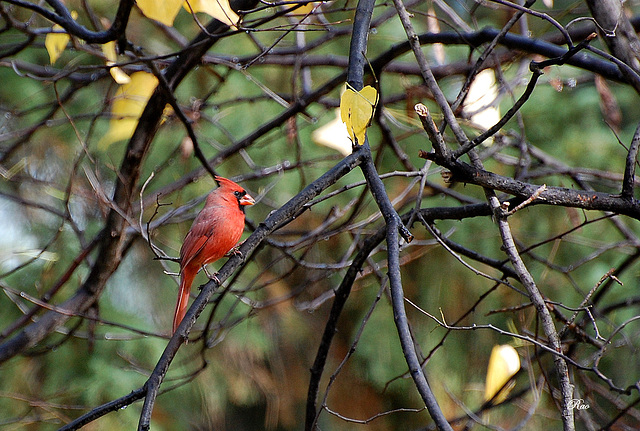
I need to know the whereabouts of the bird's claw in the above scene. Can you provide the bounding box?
[225,244,244,259]
[201,267,221,288]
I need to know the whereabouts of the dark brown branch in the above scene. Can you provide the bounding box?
[419,153,640,219]
[59,388,147,431]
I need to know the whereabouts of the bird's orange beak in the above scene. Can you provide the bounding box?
[239,193,255,206]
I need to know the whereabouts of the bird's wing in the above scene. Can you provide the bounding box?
[179,216,220,270]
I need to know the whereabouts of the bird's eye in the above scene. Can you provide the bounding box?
[234,190,245,198]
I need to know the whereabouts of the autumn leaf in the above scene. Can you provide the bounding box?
[185,0,240,28]
[102,41,131,84]
[45,27,69,65]
[137,0,183,26]
[340,84,378,145]
[45,11,78,64]
[485,345,520,404]
[99,71,159,149]
[289,1,321,17]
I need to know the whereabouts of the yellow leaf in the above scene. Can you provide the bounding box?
[102,40,118,64]
[45,26,69,64]
[312,109,352,156]
[138,0,183,26]
[108,65,132,84]
[184,0,240,28]
[290,1,321,16]
[99,71,159,149]
[339,84,378,145]
[485,345,520,404]
[102,41,131,84]
[45,11,78,64]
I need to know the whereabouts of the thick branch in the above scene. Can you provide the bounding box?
[419,153,640,219]
[587,0,640,92]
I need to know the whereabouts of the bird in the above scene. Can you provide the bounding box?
[173,176,255,334]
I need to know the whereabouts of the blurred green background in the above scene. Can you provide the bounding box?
[1,0,640,429]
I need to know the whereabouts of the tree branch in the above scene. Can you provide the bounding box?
[587,0,640,92]
[489,198,575,430]
[622,121,640,199]
[419,152,640,219]
[2,0,134,43]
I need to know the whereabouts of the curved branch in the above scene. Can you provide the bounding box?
[386,217,453,431]
[58,388,147,431]
[3,0,134,43]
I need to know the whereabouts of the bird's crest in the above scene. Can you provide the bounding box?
[214,175,241,190]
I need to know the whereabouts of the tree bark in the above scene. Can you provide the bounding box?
[587,0,640,92]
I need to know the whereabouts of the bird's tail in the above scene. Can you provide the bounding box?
[173,268,196,334]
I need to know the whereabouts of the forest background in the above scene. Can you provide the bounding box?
[1,0,640,430]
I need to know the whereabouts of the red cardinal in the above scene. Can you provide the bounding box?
[173,176,255,334]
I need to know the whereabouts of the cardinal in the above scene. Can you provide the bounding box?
[173,176,255,334]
